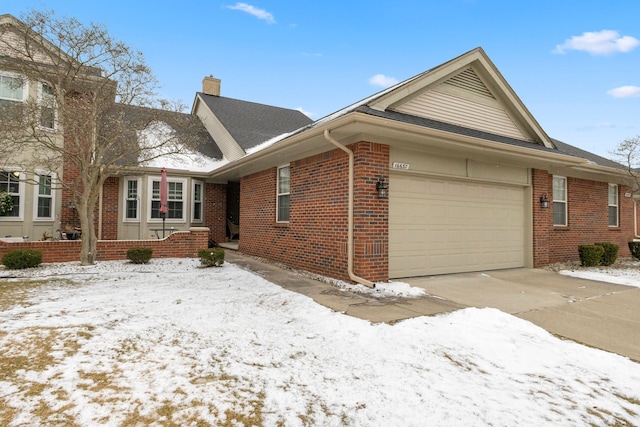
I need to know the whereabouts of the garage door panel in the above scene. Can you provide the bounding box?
[390,175,526,278]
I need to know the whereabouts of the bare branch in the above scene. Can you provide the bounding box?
[0,10,209,265]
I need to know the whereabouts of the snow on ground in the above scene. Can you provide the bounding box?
[1,259,640,426]
[560,263,640,288]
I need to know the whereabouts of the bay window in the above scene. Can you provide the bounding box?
[192,180,203,222]
[124,178,140,221]
[149,177,186,221]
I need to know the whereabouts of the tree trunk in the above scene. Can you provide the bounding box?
[77,196,97,265]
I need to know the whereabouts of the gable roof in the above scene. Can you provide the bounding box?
[207,47,625,181]
[195,93,312,151]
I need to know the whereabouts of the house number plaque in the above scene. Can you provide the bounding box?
[392,162,410,170]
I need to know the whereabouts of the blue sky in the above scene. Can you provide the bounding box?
[4,0,639,159]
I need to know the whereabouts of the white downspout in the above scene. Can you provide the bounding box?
[323,130,375,288]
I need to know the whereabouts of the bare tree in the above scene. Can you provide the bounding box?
[0,10,205,264]
[611,135,640,192]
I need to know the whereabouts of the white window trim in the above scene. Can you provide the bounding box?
[553,175,567,227]
[32,171,56,221]
[0,168,25,221]
[608,183,619,228]
[147,176,187,223]
[0,71,28,103]
[123,177,141,222]
[191,179,204,223]
[37,82,58,131]
[276,165,290,223]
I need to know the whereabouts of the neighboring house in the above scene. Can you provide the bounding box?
[206,48,635,283]
[0,14,307,244]
[0,14,65,241]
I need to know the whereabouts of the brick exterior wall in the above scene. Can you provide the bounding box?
[204,183,227,244]
[0,228,210,264]
[100,177,120,240]
[240,141,389,283]
[532,169,633,266]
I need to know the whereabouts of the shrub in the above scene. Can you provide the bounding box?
[629,242,640,260]
[578,245,605,267]
[126,247,153,264]
[2,249,42,269]
[594,242,618,266]
[198,248,224,267]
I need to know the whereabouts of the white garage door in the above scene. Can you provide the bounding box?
[389,174,526,278]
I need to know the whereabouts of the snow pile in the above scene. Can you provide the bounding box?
[1,259,639,425]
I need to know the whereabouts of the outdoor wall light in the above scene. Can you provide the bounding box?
[376,176,389,199]
[539,193,550,209]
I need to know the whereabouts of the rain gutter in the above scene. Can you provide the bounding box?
[323,129,375,288]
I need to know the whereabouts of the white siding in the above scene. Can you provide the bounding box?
[394,68,530,141]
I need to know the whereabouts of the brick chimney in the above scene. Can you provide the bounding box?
[202,75,221,96]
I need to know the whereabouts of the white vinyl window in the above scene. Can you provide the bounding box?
[148,176,186,221]
[0,72,27,107]
[276,165,290,223]
[124,177,141,221]
[553,176,567,226]
[192,180,203,223]
[39,83,56,130]
[0,170,24,220]
[33,172,55,220]
[608,184,618,227]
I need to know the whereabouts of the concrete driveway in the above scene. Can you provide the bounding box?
[405,269,640,362]
[225,252,640,362]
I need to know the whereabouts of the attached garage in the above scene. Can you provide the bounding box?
[389,164,529,278]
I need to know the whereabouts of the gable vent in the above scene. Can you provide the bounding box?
[444,67,494,100]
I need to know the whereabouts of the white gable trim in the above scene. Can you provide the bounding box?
[368,48,555,148]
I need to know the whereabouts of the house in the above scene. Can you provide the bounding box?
[2,10,635,283]
[203,48,635,284]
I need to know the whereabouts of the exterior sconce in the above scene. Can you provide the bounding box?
[539,194,549,209]
[376,176,389,199]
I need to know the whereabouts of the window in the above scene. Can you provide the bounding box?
[552,176,567,226]
[0,170,23,219]
[0,73,26,108]
[192,180,203,222]
[124,178,140,221]
[608,184,618,227]
[34,173,54,220]
[39,83,56,129]
[149,177,185,221]
[277,165,290,222]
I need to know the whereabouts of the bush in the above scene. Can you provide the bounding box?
[629,242,640,260]
[198,248,224,267]
[126,247,153,264]
[2,249,42,269]
[578,245,605,267]
[594,242,619,266]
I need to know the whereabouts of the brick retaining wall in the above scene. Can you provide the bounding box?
[0,227,210,265]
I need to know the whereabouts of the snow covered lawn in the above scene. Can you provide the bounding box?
[1,259,640,426]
